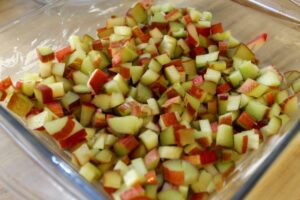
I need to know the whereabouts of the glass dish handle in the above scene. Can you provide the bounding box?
[232,0,300,24]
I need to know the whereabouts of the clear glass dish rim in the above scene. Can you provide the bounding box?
[0,0,299,200]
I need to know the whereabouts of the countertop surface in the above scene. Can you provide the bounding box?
[0,0,300,200]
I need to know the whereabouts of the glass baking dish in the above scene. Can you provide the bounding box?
[0,0,299,199]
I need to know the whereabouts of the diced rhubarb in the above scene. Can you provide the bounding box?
[119,66,131,80]
[2,1,300,197]
[196,27,211,37]
[144,148,160,170]
[145,170,157,184]
[160,112,179,127]
[218,41,228,54]
[211,23,223,34]
[55,45,73,62]
[121,185,145,200]
[114,135,139,156]
[37,47,55,63]
[189,85,205,99]
[45,101,64,117]
[189,193,209,200]
[199,150,217,165]
[163,161,184,186]
[60,129,87,149]
[192,76,204,87]
[216,82,232,94]
[92,40,103,51]
[247,33,267,52]
[87,69,109,94]
[51,117,75,140]
[0,77,13,91]
[237,112,256,130]
[183,14,192,24]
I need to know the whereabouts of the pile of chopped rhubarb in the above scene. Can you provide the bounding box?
[1,1,299,200]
